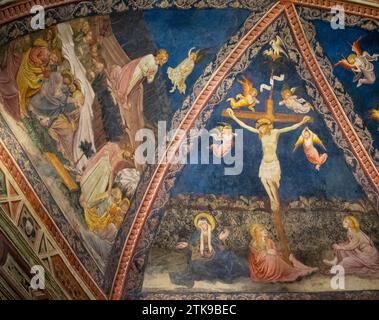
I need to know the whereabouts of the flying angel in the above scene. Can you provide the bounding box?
[263,36,289,61]
[335,36,379,87]
[279,87,313,114]
[227,76,259,112]
[167,47,207,94]
[209,123,236,158]
[294,127,328,171]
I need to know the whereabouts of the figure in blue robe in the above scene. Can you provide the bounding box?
[169,214,248,288]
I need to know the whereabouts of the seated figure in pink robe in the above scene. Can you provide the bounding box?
[248,224,317,282]
[324,216,379,278]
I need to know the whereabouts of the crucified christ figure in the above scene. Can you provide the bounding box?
[226,108,311,212]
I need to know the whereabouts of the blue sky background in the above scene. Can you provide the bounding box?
[112,10,370,201]
[143,9,250,112]
[313,20,379,150]
[170,46,366,201]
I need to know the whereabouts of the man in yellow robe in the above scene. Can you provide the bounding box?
[84,188,130,242]
[16,38,50,117]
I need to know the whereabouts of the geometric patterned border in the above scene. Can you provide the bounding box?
[293,0,379,20]
[0,142,105,299]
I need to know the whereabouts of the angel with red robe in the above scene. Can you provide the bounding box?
[294,127,328,171]
[335,36,379,87]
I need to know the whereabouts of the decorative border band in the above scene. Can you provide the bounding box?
[292,0,379,20]
[0,0,80,25]
[141,290,379,300]
[1,0,378,27]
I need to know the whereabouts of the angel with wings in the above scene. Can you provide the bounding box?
[294,127,328,171]
[227,76,260,112]
[167,47,206,94]
[279,87,313,114]
[209,123,236,158]
[335,36,379,87]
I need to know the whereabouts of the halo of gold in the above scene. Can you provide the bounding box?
[194,212,216,231]
[249,223,263,238]
[344,215,360,231]
[156,49,169,65]
[347,54,357,64]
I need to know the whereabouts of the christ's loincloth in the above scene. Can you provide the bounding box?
[259,159,281,187]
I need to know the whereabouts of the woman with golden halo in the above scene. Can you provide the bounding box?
[323,216,379,277]
[169,212,248,288]
[248,224,317,282]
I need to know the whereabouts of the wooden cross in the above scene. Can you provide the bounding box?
[222,90,313,262]
[221,95,314,124]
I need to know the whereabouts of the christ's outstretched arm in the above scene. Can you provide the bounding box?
[226,108,259,134]
[276,116,311,134]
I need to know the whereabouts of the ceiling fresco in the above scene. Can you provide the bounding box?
[0,0,378,301]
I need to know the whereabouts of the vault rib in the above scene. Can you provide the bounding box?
[284,2,379,194]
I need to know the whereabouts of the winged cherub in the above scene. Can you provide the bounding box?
[279,87,313,114]
[293,127,328,171]
[335,36,379,87]
[263,35,289,61]
[209,123,236,158]
[227,76,259,112]
[167,47,206,94]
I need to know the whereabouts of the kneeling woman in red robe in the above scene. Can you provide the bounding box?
[248,224,317,282]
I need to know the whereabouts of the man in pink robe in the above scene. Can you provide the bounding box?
[106,50,168,172]
[107,58,145,153]
[0,41,22,121]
